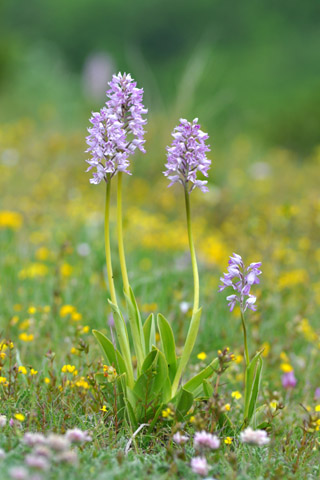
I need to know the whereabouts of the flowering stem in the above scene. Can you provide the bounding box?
[240,310,250,366]
[184,187,199,314]
[117,172,130,296]
[171,188,201,396]
[105,180,117,305]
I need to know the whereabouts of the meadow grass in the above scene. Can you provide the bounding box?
[0,119,320,479]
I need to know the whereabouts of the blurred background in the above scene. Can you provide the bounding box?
[1,0,320,356]
[1,0,320,151]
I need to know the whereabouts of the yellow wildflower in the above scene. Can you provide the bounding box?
[19,263,48,279]
[30,368,38,375]
[71,312,82,322]
[235,354,243,364]
[197,352,207,361]
[231,391,242,400]
[0,211,23,230]
[70,347,79,355]
[18,366,27,375]
[61,364,77,374]
[60,263,73,277]
[35,247,50,261]
[80,326,90,334]
[0,352,6,359]
[44,377,51,384]
[280,363,293,373]
[100,405,107,412]
[224,437,233,445]
[224,403,231,412]
[0,376,7,384]
[19,333,34,342]
[189,416,195,423]
[269,400,278,410]
[28,306,36,315]
[162,407,173,418]
[315,405,320,412]
[75,377,90,389]
[15,413,25,422]
[59,305,76,317]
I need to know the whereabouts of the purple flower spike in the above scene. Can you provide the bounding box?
[219,253,262,313]
[86,72,147,184]
[282,371,297,389]
[164,118,211,193]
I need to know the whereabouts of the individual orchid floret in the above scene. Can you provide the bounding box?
[194,430,220,450]
[86,72,147,184]
[240,427,270,446]
[164,118,211,193]
[282,370,297,389]
[219,253,262,312]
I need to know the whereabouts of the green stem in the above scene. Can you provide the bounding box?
[184,187,199,314]
[241,310,250,366]
[171,188,201,396]
[105,180,117,305]
[117,172,130,296]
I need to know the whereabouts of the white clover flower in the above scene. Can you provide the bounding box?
[65,428,92,444]
[240,427,270,446]
[194,430,220,450]
[0,415,7,427]
[172,431,189,445]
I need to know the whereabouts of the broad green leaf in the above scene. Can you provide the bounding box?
[244,350,263,424]
[108,300,134,388]
[133,348,168,404]
[143,313,155,354]
[174,388,194,420]
[125,287,146,372]
[157,313,177,383]
[247,356,263,421]
[92,329,126,375]
[202,379,214,398]
[171,308,202,396]
[183,357,218,393]
[141,349,157,373]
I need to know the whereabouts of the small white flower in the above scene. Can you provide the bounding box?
[190,456,209,476]
[179,301,190,314]
[25,454,50,471]
[46,434,70,451]
[65,428,92,443]
[194,430,220,450]
[23,432,46,447]
[240,427,270,446]
[0,415,7,427]
[172,431,189,445]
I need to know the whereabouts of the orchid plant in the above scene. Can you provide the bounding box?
[219,254,263,426]
[86,72,263,430]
